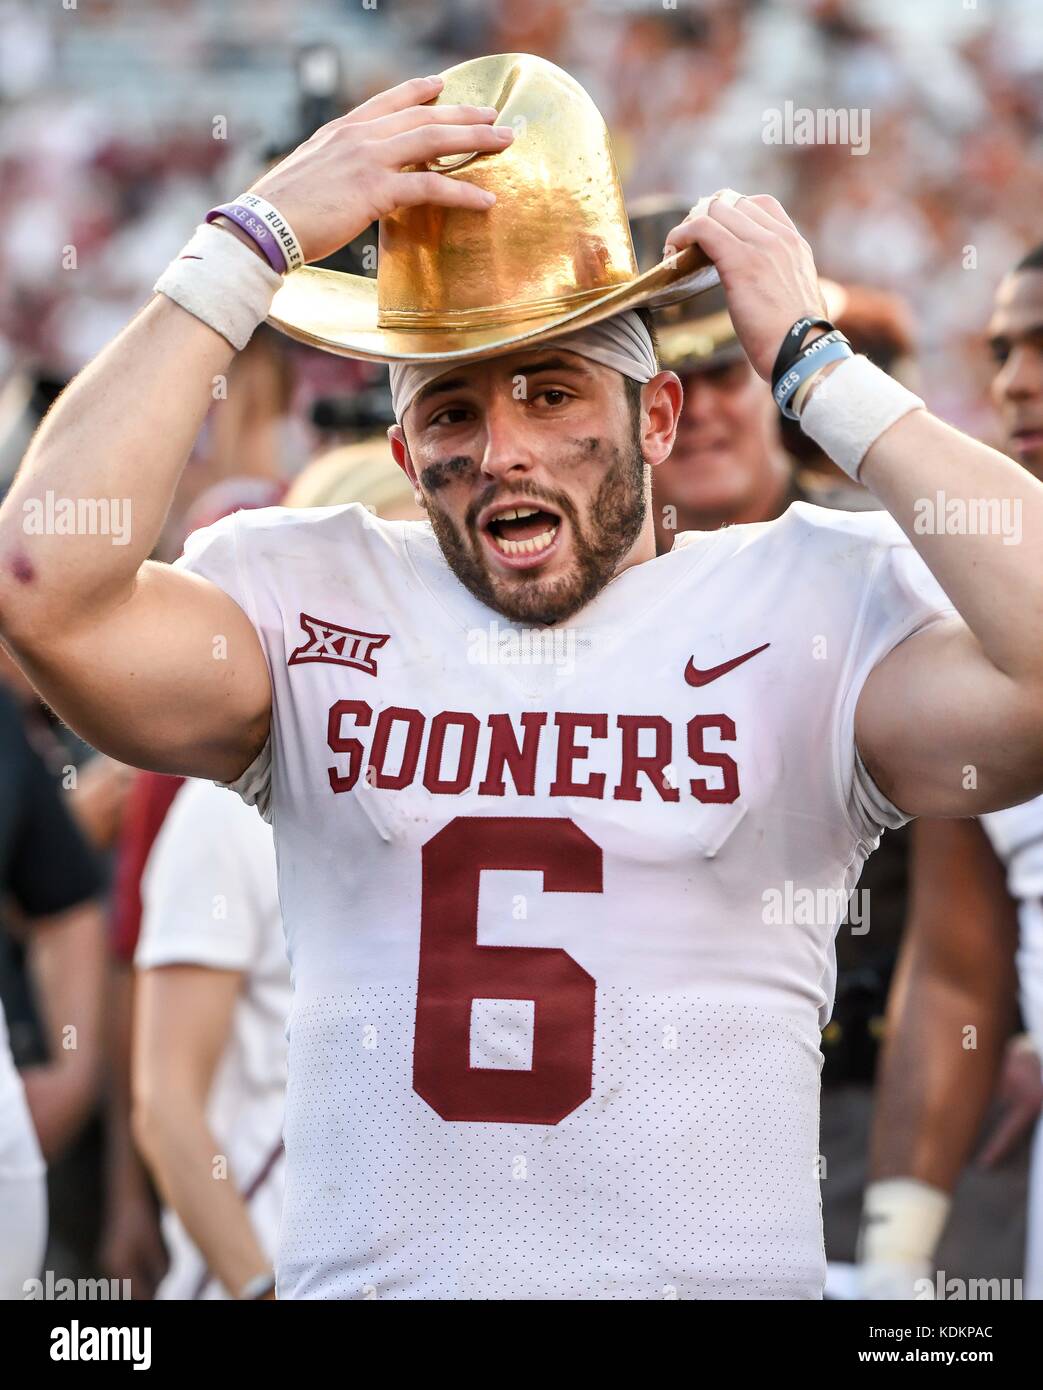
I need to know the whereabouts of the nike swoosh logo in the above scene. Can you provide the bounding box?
[685,641,771,687]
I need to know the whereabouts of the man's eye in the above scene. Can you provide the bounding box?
[989,342,1009,366]
[430,406,470,426]
[535,389,570,406]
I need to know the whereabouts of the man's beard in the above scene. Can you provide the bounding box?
[423,433,647,626]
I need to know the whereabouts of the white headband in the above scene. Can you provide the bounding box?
[388,309,658,422]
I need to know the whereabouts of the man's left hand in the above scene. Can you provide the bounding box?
[664,191,828,382]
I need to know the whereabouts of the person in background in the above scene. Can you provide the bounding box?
[0,644,133,856]
[0,684,104,1298]
[861,242,1043,1300]
[131,440,420,1299]
[133,778,284,1301]
[158,338,303,565]
[281,434,425,516]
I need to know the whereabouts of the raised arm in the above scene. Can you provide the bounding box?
[852,402,1043,815]
[0,76,512,782]
[0,294,266,781]
[666,193,1043,817]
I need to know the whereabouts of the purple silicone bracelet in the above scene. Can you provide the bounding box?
[205,202,287,274]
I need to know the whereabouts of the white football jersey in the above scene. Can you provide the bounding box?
[979,800,1043,1045]
[0,1014,46,1300]
[980,790,1043,1303]
[980,800,1043,1050]
[177,500,953,1300]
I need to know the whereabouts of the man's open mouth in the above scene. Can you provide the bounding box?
[480,502,562,563]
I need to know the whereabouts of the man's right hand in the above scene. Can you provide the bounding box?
[246,74,513,266]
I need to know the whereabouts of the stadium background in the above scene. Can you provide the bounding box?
[0,0,1041,1297]
[3,0,1042,455]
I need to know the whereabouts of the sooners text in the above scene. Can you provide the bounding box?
[326,701,741,803]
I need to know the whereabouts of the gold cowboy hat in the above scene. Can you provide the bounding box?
[267,53,719,365]
[629,195,848,374]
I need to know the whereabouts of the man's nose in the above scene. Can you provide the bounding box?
[478,392,538,482]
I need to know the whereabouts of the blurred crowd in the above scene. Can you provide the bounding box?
[0,0,1041,1299]
[2,0,1042,442]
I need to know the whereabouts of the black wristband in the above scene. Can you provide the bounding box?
[772,327,852,419]
[771,316,835,394]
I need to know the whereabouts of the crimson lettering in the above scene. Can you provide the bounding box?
[423,711,481,794]
[477,712,547,797]
[549,713,608,799]
[326,703,741,805]
[369,706,424,789]
[327,699,371,793]
[615,715,680,803]
[687,715,741,803]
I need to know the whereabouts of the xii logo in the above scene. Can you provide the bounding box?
[288,613,390,677]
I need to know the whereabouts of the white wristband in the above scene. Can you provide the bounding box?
[858,1178,951,1267]
[238,1270,276,1300]
[153,222,283,351]
[799,354,925,482]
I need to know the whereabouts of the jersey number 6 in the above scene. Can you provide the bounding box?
[413,817,602,1125]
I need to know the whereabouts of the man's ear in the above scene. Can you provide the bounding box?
[640,371,684,468]
[388,424,425,507]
